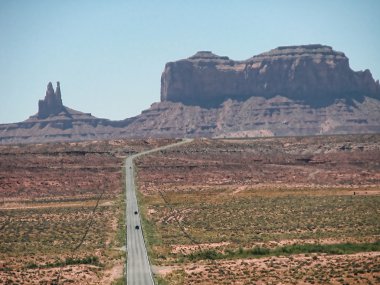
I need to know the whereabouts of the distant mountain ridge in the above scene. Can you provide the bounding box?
[0,44,379,144]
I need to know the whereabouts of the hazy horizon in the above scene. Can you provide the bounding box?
[1,0,380,124]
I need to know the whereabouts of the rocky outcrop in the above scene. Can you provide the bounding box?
[161,45,380,107]
[38,82,64,118]
[0,82,135,144]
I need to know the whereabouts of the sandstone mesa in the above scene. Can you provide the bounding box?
[161,45,380,107]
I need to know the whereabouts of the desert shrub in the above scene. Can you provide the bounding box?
[26,256,101,269]
[65,256,99,265]
[183,241,380,262]
[25,262,39,269]
[272,241,380,256]
[188,249,222,260]
[250,246,270,256]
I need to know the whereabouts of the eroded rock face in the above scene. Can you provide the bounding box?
[161,45,380,107]
[124,96,380,138]
[38,82,64,118]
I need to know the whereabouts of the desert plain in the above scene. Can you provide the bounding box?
[0,134,379,284]
[135,134,380,285]
[0,139,175,284]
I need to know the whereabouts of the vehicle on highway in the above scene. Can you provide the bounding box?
[135,225,140,230]
[134,210,138,215]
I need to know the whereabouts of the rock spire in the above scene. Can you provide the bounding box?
[38,81,64,118]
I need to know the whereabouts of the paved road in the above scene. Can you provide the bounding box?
[125,139,192,285]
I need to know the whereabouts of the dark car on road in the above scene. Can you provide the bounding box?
[135,225,140,230]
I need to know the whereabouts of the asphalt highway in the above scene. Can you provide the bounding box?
[125,139,192,285]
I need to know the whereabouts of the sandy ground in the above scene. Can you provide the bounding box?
[156,252,380,284]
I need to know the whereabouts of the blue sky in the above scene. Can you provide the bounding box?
[0,0,379,123]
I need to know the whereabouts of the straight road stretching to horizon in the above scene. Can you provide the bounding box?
[125,139,192,285]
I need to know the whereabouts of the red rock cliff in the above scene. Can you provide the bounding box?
[161,45,380,107]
